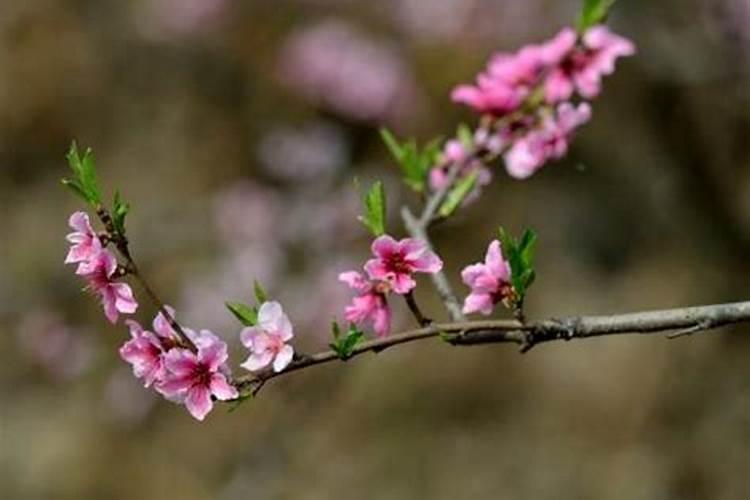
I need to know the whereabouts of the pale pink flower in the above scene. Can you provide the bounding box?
[339,270,391,337]
[461,240,513,315]
[160,333,237,421]
[364,235,443,295]
[544,25,636,103]
[65,211,101,270]
[119,320,167,388]
[240,301,295,373]
[504,102,591,179]
[76,248,137,323]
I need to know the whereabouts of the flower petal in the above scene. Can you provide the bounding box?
[272,345,294,373]
[210,374,239,400]
[185,386,213,421]
[240,351,274,372]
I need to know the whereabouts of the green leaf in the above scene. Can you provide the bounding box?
[380,129,441,193]
[380,128,404,162]
[64,141,102,205]
[253,280,268,304]
[61,178,88,202]
[577,0,617,32]
[227,392,253,413]
[497,227,538,305]
[358,180,387,236]
[330,323,364,360]
[331,320,342,341]
[112,190,130,236]
[438,171,479,218]
[226,302,258,326]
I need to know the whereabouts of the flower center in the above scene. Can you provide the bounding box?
[384,252,411,274]
[191,363,213,387]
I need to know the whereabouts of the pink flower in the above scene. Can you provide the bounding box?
[240,301,295,373]
[65,211,102,270]
[119,320,167,388]
[160,333,238,421]
[429,138,493,201]
[119,307,184,388]
[451,44,546,116]
[76,248,137,323]
[461,240,513,315]
[364,235,443,294]
[544,25,635,103]
[504,102,591,179]
[339,271,391,337]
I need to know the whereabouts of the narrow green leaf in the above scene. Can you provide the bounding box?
[253,280,269,304]
[112,190,130,236]
[577,0,617,32]
[227,392,253,413]
[380,128,404,162]
[79,147,101,204]
[331,320,342,341]
[358,181,387,236]
[65,141,102,205]
[519,229,537,266]
[61,178,88,202]
[439,171,479,218]
[226,302,258,326]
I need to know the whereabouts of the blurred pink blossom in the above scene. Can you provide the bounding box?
[504,102,591,179]
[17,312,96,380]
[544,26,636,103]
[135,0,229,40]
[257,122,348,182]
[278,20,423,123]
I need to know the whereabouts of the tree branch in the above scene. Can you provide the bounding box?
[233,300,750,394]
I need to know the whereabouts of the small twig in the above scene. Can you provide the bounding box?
[94,206,198,353]
[402,207,465,321]
[404,292,432,327]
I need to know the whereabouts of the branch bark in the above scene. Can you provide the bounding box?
[234,300,750,393]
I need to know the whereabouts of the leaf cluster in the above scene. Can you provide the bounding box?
[226,280,269,327]
[329,321,365,360]
[498,227,538,306]
[380,128,441,193]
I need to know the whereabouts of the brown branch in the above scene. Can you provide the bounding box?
[94,205,198,353]
[233,300,750,394]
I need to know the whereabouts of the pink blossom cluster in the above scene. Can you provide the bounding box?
[340,235,442,337]
[119,308,238,421]
[65,212,138,323]
[429,138,493,198]
[460,240,514,316]
[449,25,635,180]
[65,210,299,421]
[119,301,296,421]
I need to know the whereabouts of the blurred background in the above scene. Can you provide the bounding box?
[1,0,749,498]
